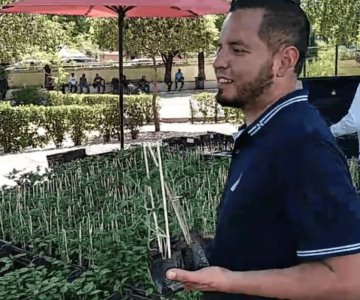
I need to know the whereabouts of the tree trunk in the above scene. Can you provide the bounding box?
[152,56,160,132]
[198,52,206,80]
[161,51,178,92]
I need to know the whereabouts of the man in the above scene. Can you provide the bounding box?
[44,64,55,91]
[68,73,78,93]
[79,74,89,94]
[93,73,105,93]
[138,75,150,94]
[0,71,9,100]
[330,83,360,159]
[167,0,360,299]
[175,68,185,90]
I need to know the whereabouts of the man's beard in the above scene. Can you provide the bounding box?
[216,60,274,109]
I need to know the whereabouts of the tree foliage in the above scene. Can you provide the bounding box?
[302,0,360,45]
[91,16,218,81]
[0,0,68,63]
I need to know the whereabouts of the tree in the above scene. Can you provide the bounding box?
[91,17,219,131]
[92,16,218,82]
[302,0,360,45]
[0,0,69,63]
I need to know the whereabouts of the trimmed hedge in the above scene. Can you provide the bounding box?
[0,93,160,153]
[49,92,157,124]
[190,92,245,124]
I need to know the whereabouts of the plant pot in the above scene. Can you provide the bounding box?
[149,235,210,297]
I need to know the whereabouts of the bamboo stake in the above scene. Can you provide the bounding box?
[143,143,163,256]
[156,143,171,259]
[165,185,192,245]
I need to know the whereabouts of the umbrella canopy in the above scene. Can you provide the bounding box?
[0,0,229,148]
[0,0,229,17]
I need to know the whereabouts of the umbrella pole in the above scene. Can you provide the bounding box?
[118,8,125,149]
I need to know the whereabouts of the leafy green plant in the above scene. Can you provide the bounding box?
[124,96,146,139]
[42,106,70,148]
[0,148,229,299]
[67,106,95,146]
[191,93,221,123]
[190,93,245,125]
[11,87,50,106]
[0,105,48,153]
[0,93,157,152]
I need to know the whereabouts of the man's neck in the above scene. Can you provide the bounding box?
[245,84,297,126]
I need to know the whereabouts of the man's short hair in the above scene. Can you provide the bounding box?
[230,0,310,76]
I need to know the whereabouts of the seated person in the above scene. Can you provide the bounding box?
[175,68,185,90]
[330,83,360,159]
[93,73,105,93]
[121,75,129,89]
[0,73,9,101]
[111,77,120,93]
[79,74,90,94]
[68,73,78,93]
[138,75,150,94]
[122,75,136,94]
[44,64,55,91]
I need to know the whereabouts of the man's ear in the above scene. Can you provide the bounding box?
[276,46,299,77]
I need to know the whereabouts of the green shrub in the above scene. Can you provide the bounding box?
[11,87,50,106]
[190,93,244,125]
[48,92,118,106]
[48,92,159,124]
[0,92,159,152]
[0,106,49,153]
[191,93,221,123]
[42,106,70,148]
[67,106,97,146]
[95,104,121,143]
[0,102,149,152]
[124,97,145,139]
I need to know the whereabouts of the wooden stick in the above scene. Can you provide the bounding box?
[157,143,172,259]
[143,143,163,257]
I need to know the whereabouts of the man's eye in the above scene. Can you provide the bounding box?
[233,48,246,54]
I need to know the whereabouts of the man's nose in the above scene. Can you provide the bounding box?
[213,49,229,71]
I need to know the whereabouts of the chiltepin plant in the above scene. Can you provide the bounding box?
[0,146,229,299]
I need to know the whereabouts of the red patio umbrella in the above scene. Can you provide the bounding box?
[0,0,229,149]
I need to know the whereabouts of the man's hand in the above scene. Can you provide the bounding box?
[166,266,233,292]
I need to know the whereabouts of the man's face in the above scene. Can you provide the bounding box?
[213,9,275,109]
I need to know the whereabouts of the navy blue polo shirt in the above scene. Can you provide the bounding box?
[205,89,360,300]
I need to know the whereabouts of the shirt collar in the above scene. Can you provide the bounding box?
[234,89,308,142]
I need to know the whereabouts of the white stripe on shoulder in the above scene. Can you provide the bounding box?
[247,96,304,135]
[249,96,308,136]
[297,243,360,257]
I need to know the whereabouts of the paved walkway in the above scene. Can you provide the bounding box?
[0,90,239,187]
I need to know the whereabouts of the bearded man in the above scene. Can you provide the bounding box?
[167,0,360,299]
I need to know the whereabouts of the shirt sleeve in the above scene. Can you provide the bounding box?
[284,138,360,262]
[330,83,360,137]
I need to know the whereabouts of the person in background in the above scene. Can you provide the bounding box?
[93,73,105,94]
[330,83,360,159]
[167,0,360,299]
[138,75,150,94]
[0,71,9,100]
[111,77,120,94]
[175,68,185,90]
[79,74,90,94]
[44,64,55,91]
[121,75,129,90]
[68,73,78,93]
